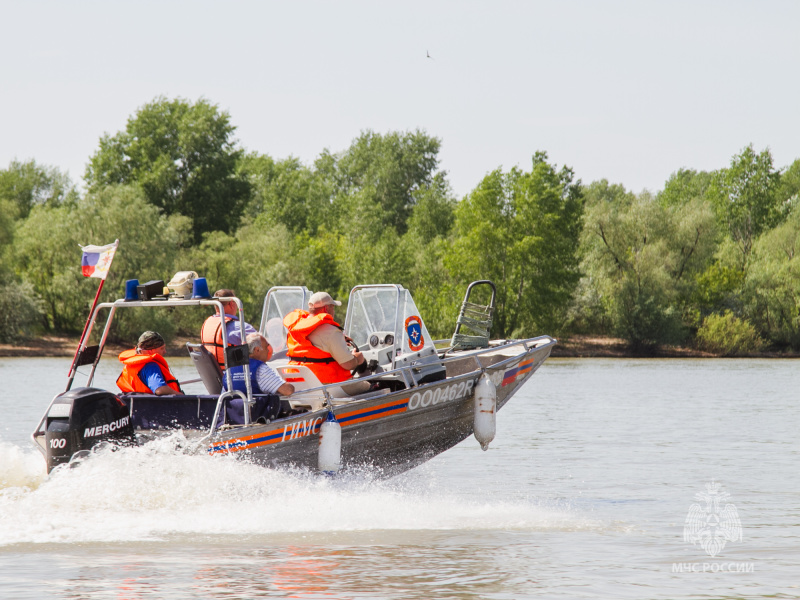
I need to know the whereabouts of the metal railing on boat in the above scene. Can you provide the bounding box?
[253,334,557,415]
[34,332,556,452]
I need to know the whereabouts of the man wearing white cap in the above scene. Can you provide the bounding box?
[283,291,367,386]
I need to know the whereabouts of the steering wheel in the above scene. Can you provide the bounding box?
[346,337,369,376]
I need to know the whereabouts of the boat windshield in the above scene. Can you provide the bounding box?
[344,285,434,359]
[259,287,312,353]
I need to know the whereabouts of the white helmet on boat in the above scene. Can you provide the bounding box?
[167,271,199,299]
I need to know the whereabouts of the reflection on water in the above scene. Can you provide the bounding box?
[3,537,553,599]
[2,357,800,598]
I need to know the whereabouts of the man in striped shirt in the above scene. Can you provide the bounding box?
[224,333,294,396]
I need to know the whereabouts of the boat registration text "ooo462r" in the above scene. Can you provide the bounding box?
[407,379,476,411]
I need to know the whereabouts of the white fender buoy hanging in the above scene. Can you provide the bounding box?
[474,373,496,451]
[318,410,342,473]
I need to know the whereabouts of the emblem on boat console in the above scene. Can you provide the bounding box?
[404,315,425,351]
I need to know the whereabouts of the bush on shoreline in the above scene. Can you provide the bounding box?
[0,281,44,343]
[696,311,765,356]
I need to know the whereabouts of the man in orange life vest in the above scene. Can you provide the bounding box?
[201,288,256,370]
[117,331,182,395]
[283,291,367,386]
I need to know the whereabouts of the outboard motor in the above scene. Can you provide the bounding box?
[44,387,135,473]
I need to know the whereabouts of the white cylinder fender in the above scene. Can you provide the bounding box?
[473,373,497,451]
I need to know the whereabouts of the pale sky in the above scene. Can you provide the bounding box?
[2,0,798,199]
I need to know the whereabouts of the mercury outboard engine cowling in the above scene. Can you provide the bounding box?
[44,387,135,473]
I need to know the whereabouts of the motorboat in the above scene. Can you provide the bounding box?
[31,280,556,477]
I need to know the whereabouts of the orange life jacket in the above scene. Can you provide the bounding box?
[283,309,352,384]
[116,349,182,394]
[201,314,234,369]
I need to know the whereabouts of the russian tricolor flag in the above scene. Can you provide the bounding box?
[80,241,118,280]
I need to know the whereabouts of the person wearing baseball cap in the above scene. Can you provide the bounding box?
[282,291,367,386]
[117,331,182,395]
[308,291,341,310]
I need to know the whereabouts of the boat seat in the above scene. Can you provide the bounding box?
[120,393,287,429]
[273,365,350,397]
[121,393,219,429]
[186,343,223,394]
[274,364,350,411]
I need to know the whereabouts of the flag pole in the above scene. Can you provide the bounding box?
[66,279,106,381]
[67,239,119,388]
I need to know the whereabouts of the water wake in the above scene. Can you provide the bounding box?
[0,436,602,546]
[0,441,46,491]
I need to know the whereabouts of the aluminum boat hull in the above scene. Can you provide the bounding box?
[206,338,553,477]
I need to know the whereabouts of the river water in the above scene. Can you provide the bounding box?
[1,356,799,599]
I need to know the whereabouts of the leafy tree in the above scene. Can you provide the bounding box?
[0,160,79,289]
[295,228,343,294]
[580,183,680,349]
[378,175,459,339]
[404,173,455,241]
[778,158,800,206]
[323,130,444,236]
[14,185,187,336]
[0,281,44,343]
[182,221,302,323]
[85,97,250,242]
[240,153,330,234]
[669,197,720,291]
[740,207,800,348]
[657,168,713,208]
[0,167,42,342]
[691,258,745,317]
[0,159,77,220]
[444,152,584,338]
[12,202,81,331]
[338,225,411,297]
[231,130,455,318]
[400,235,458,339]
[579,181,717,349]
[0,198,13,272]
[706,145,783,267]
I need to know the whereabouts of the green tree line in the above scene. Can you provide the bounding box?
[2,96,799,355]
